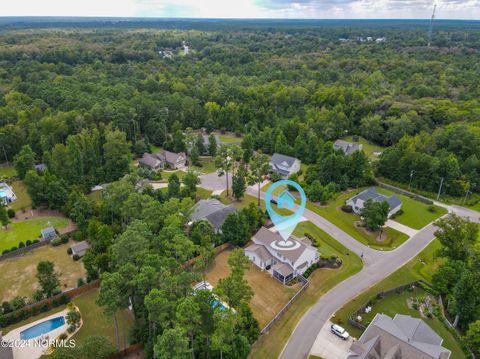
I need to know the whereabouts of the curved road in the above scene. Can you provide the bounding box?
[243,186,480,359]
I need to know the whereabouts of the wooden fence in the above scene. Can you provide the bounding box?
[261,275,309,334]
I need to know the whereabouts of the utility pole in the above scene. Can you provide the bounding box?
[408,170,414,190]
[427,4,437,47]
[436,177,444,201]
[463,183,476,205]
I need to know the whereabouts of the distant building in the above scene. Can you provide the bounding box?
[190,199,237,233]
[376,37,387,43]
[333,140,363,156]
[348,313,451,359]
[269,153,301,178]
[41,227,57,240]
[35,163,47,172]
[0,182,16,206]
[138,153,163,171]
[157,150,187,169]
[346,187,402,218]
[245,227,319,284]
[70,241,90,258]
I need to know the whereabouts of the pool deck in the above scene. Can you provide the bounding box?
[3,309,69,359]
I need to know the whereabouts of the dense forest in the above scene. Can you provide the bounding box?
[1,19,480,197]
[1,18,480,358]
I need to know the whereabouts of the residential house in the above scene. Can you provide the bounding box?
[157,150,187,169]
[189,199,237,233]
[201,134,220,154]
[269,153,301,178]
[70,241,90,258]
[41,227,57,240]
[35,163,47,172]
[245,227,319,284]
[0,182,16,206]
[138,152,163,171]
[348,313,451,359]
[346,187,402,218]
[333,140,363,155]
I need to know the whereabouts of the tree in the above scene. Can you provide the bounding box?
[190,146,200,166]
[248,154,270,206]
[232,165,246,200]
[465,320,480,356]
[103,128,131,183]
[182,171,200,198]
[241,134,254,163]
[208,134,217,156]
[215,146,233,196]
[36,261,60,298]
[361,199,389,231]
[212,310,236,359]
[155,326,191,359]
[221,213,249,246]
[176,297,201,359]
[97,272,128,351]
[0,205,9,228]
[454,270,480,326]
[13,145,36,179]
[432,260,466,296]
[168,173,181,198]
[434,214,478,260]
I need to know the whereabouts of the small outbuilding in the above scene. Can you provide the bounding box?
[40,227,57,240]
[70,241,90,258]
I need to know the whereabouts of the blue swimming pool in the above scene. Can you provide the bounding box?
[212,300,226,311]
[20,316,65,340]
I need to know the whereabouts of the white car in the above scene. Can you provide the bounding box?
[331,324,350,340]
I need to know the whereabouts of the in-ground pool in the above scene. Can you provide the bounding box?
[20,316,65,340]
[212,300,226,311]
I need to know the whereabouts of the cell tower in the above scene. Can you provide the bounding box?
[427,4,437,47]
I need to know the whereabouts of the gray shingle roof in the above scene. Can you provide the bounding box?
[270,153,298,169]
[157,150,186,165]
[41,227,56,239]
[139,153,162,169]
[334,140,362,155]
[191,199,237,230]
[70,241,91,257]
[351,188,401,211]
[253,227,309,264]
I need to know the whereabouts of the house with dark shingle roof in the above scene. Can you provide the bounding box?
[269,153,301,178]
[190,199,237,233]
[156,150,186,169]
[70,241,90,258]
[138,153,163,171]
[245,227,319,284]
[334,139,363,155]
[40,227,57,240]
[346,187,402,218]
[348,313,451,359]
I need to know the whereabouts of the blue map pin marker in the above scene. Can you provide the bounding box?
[265,180,306,242]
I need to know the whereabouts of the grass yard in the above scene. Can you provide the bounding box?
[0,240,86,302]
[3,289,134,350]
[0,166,17,179]
[217,132,242,143]
[219,191,292,216]
[334,240,446,334]
[335,280,464,358]
[191,156,216,174]
[196,187,213,200]
[305,190,408,250]
[8,181,32,211]
[249,221,363,359]
[86,190,103,205]
[0,216,70,252]
[376,188,447,229]
[159,170,186,182]
[341,136,385,159]
[205,250,301,328]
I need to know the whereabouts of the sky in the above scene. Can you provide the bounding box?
[2,0,480,19]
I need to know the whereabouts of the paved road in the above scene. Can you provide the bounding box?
[244,186,480,359]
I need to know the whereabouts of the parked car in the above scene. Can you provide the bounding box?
[265,264,271,270]
[331,324,350,340]
[270,199,278,205]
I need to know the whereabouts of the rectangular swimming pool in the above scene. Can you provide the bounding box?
[20,316,65,340]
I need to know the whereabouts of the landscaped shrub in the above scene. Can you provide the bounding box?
[60,234,69,244]
[9,246,17,252]
[427,205,437,213]
[341,205,353,213]
[25,240,32,246]
[32,239,40,244]
[7,209,15,218]
[2,249,9,255]
[59,332,68,340]
[67,325,76,334]
[32,290,44,302]
[72,254,80,261]
[51,238,62,246]
[77,278,85,287]
[303,263,320,278]
[269,172,282,182]
[67,247,73,255]
[18,242,25,248]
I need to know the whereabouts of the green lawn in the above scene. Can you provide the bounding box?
[191,156,216,174]
[249,222,363,359]
[0,166,17,179]
[3,289,133,350]
[376,188,447,229]
[0,216,70,252]
[333,242,464,359]
[9,181,32,211]
[217,133,242,143]
[341,136,385,159]
[305,190,409,250]
[196,187,212,200]
[159,170,187,182]
[87,190,103,205]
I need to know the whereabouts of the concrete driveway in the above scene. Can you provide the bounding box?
[385,219,418,237]
[199,172,231,192]
[310,321,353,359]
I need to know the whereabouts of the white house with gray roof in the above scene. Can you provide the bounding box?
[334,139,363,155]
[348,313,451,359]
[245,227,319,284]
[346,187,402,218]
[190,199,237,233]
[157,150,186,169]
[269,153,301,178]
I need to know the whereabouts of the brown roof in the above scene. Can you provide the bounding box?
[245,244,274,263]
[272,263,294,277]
[139,153,162,168]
